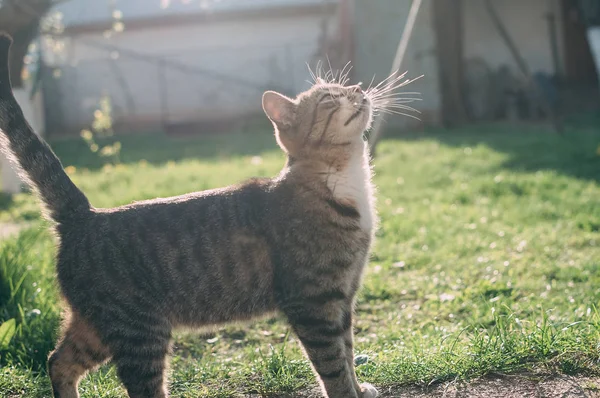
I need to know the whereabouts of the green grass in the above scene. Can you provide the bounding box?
[1,118,600,397]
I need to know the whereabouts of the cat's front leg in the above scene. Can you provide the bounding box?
[284,301,377,398]
[343,327,379,398]
[359,383,379,398]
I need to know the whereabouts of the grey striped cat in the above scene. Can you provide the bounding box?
[0,33,379,398]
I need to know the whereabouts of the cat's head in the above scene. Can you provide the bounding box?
[262,83,372,159]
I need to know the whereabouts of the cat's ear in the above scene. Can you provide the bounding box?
[262,91,296,128]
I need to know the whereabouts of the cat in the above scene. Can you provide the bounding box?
[0,33,378,398]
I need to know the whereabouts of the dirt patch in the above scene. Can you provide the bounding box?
[284,374,600,398]
[381,374,600,398]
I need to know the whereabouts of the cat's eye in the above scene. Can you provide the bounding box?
[321,100,338,109]
[319,92,342,108]
[320,92,342,101]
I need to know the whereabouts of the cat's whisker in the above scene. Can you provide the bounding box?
[373,97,422,104]
[373,98,421,110]
[325,55,335,84]
[367,73,422,99]
[371,91,422,98]
[372,97,422,106]
[339,61,351,79]
[369,70,408,92]
[335,66,344,84]
[315,60,324,82]
[368,73,401,93]
[368,92,423,113]
[377,108,422,120]
[369,87,422,117]
[324,69,333,84]
[382,75,424,94]
[379,101,423,109]
[365,74,377,92]
[307,62,318,85]
[381,104,421,113]
[318,60,324,79]
[339,62,353,86]
[370,95,421,106]
[371,73,408,91]
[341,66,353,87]
[368,77,414,98]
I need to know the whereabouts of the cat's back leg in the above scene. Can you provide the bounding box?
[48,309,111,398]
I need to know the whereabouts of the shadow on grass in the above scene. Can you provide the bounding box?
[0,192,14,214]
[48,113,600,182]
[383,112,600,182]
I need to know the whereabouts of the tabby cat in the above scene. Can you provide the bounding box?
[0,33,379,398]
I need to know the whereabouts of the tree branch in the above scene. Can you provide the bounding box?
[0,0,57,87]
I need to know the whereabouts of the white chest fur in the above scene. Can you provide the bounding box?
[326,144,375,232]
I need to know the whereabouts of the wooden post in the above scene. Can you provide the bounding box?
[432,0,469,128]
[157,58,169,128]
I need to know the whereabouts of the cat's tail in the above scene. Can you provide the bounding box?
[0,33,91,223]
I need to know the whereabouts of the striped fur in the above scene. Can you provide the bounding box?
[0,33,378,398]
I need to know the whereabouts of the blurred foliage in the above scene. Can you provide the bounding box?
[80,96,122,165]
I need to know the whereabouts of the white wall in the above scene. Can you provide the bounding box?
[46,12,335,131]
[463,0,564,75]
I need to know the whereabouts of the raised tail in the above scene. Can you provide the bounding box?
[0,33,91,223]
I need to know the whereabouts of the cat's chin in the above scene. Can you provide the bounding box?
[357,115,373,134]
[358,107,373,130]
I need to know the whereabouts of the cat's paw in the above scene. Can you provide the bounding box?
[360,382,379,398]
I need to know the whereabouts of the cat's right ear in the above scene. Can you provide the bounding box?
[262,91,296,129]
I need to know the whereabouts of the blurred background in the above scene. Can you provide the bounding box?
[2,0,600,143]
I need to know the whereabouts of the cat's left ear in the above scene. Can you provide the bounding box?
[262,91,296,128]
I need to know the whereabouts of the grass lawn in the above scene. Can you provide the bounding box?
[1,117,600,397]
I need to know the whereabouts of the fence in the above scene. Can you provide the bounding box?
[43,37,324,136]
